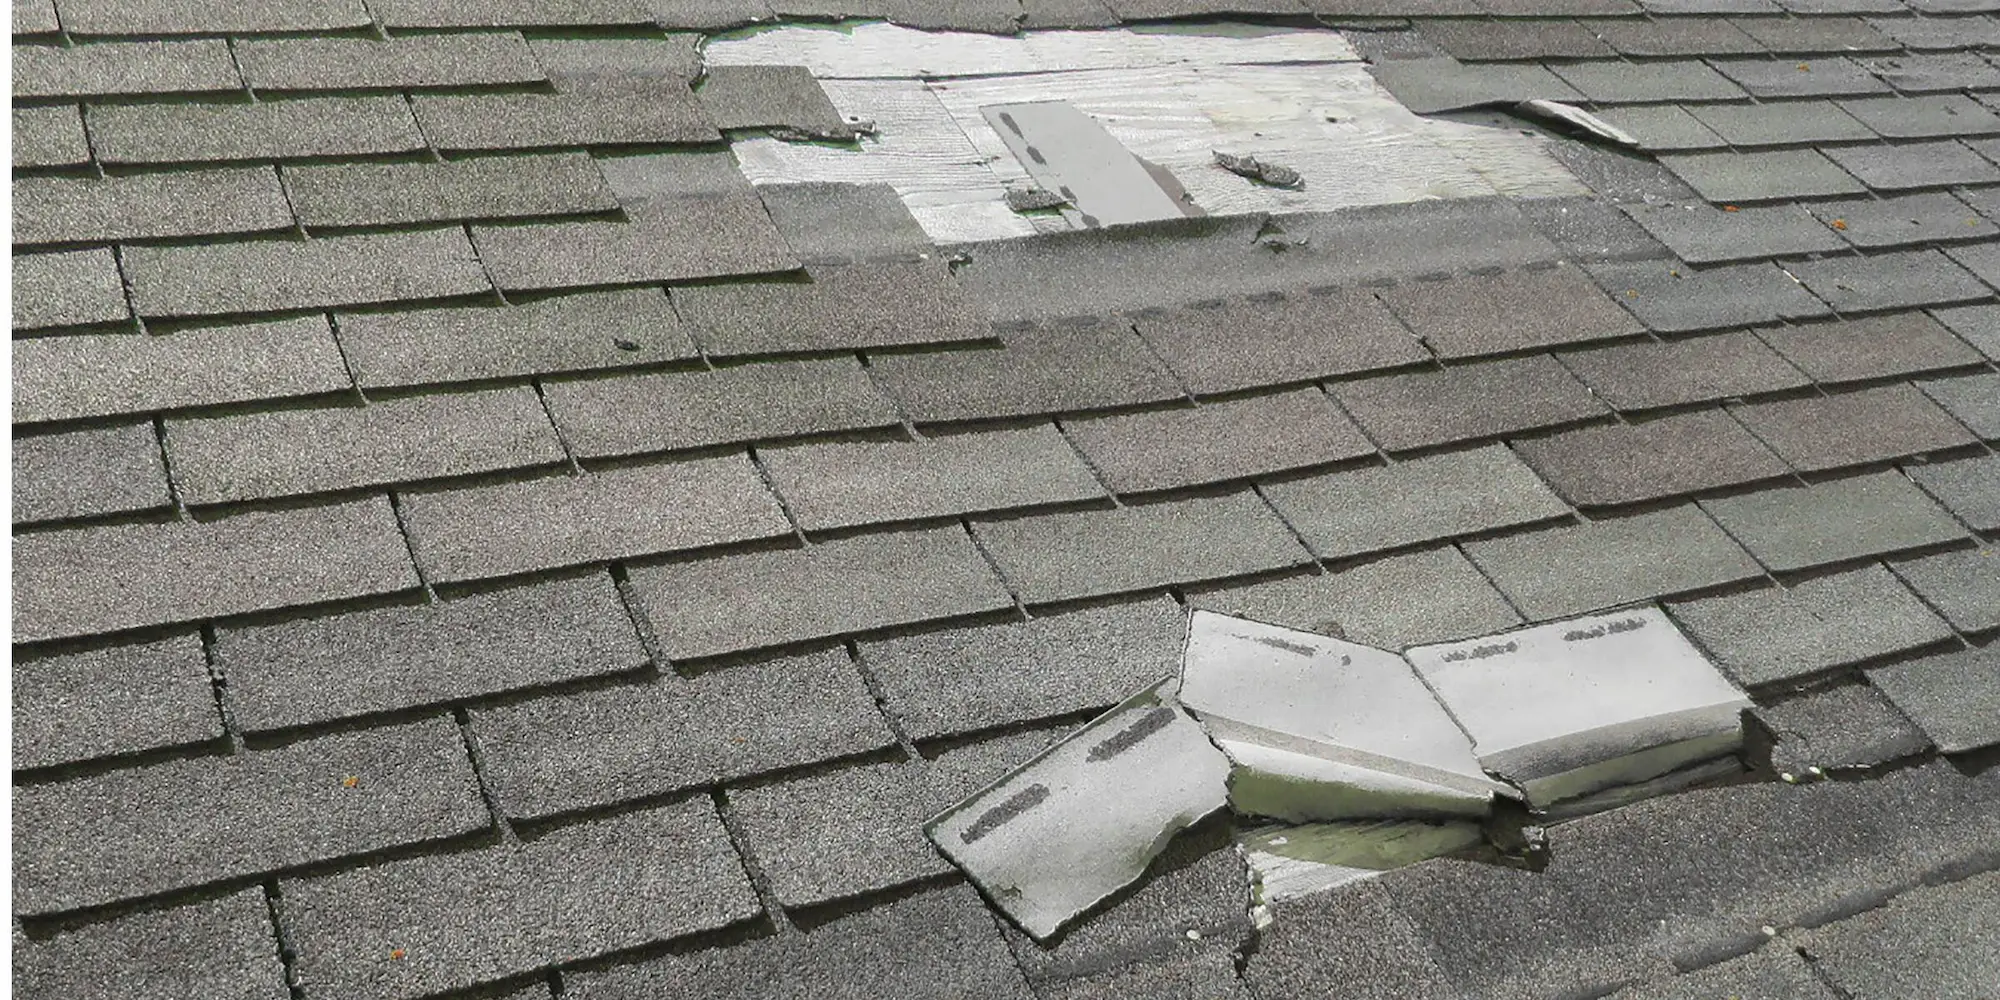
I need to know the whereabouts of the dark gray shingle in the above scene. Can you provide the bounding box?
[696,64,849,137]
[1657,149,1868,202]
[1062,390,1374,494]
[367,0,654,26]
[1698,471,1967,572]
[1820,140,2000,190]
[1378,264,1646,357]
[1462,505,1762,621]
[1755,683,1931,774]
[412,84,717,151]
[12,38,241,98]
[1418,18,1616,59]
[12,422,170,525]
[1867,646,2000,753]
[12,249,130,332]
[1840,92,2000,137]
[1795,872,2000,999]
[1932,303,2000,360]
[866,327,1184,423]
[543,359,897,459]
[1594,106,1728,152]
[11,890,287,1000]
[1908,453,2000,530]
[1260,444,1569,560]
[1892,545,2000,632]
[672,261,990,356]
[1557,330,1810,410]
[13,168,294,246]
[1246,877,1459,1000]
[11,633,220,770]
[337,289,695,391]
[1918,370,2000,437]
[752,183,934,265]
[123,229,491,319]
[1186,545,1522,649]
[1733,384,1979,471]
[1733,13,1898,52]
[1332,354,1607,452]
[761,424,1104,531]
[1588,16,1762,56]
[286,153,618,229]
[1547,59,1746,102]
[12,104,89,168]
[1786,249,1990,312]
[1757,310,1988,383]
[1710,55,1892,97]
[87,96,424,165]
[1685,99,1875,146]
[12,316,350,425]
[1862,50,2000,91]
[233,33,545,91]
[1620,203,1847,264]
[1514,408,1790,507]
[52,0,370,32]
[1808,191,1999,248]
[1133,289,1430,396]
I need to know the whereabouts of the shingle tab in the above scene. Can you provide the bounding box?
[1547,60,1746,102]
[1893,545,2000,632]
[1063,390,1374,494]
[1862,49,2000,91]
[1786,249,1991,311]
[13,168,295,246]
[13,316,350,425]
[1418,18,1616,59]
[697,64,849,137]
[53,0,371,32]
[234,33,545,91]
[1699,471,1967,572]
[1685,99,1875,146]
[526,36,704,85]
[473,649,894,819]
[368,0,655,26]
[1594,106,1729,152]
[1620,203,1847,263]
[1133,289,1430,396]
[1872,12,2000,47]
[1669,564,1956,685]
[1757,311,1988,382]
[1658,149,1868,202]
[1932,303,2000,360]
[1756,682,1930,774]
[1589,16,1763,56]
[629,526,1015,661]
[87,96,424,165]
[11,890,288,1000]
[412,85,717,152]
[673,261,990,356]
[1808,191,1999,248]
[753,182,934,265]
[1558,330,1810,410]
[1734,13,1899,51]
[1462,505,1762,621]
[125,229,489,319]
[13,717,486,916]
[13,0,58,33]
[12,39,241,98]
[338,290,694,390]
[1186,545,1523,649]
[1711,55,1892,96]
[12,105,89,168]
[1333,355,1608,452]
[13,497,420,644]
[972,491,1311,604]
[1380,264,1646,357]
[12,249,130,332]
[1518,196,1674,263]
[286,154,618,229]
[1841,93,2000,137]
[1867,644,1998,751]
[400,458,790,584]
[11,633,220,770]
[284,799,758,1000]
[763,424,1103,531]
[1259,445,1569,560]
[1820,140,2000,189]
[1587,260,1831,332]
[544,359,898,459]
[1944,239,2000,288]
[1515,409,1790,507]
[12,422,170,525]
[1918,370,2000,438]
[867,327,1184,423]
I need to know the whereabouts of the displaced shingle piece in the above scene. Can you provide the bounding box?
[1547,60,1746,102]
[12,39,240,98]
[124,229,490,319]
[753,183,934,264]
[368,0,655,25]
[1934,302,2000,360]
[53,0,370,32]
[1515,409,1790,507]
[1867,646,2000,753]
[1188,546,1523,649]
[286,154,618,229]
[1893,546,2000,632]
[11,890,287,1000]
[1333,355,1607,452]
[1262,444,1569,560]
[763,424,1103,531]
[1587,260,1830,332]
[167,389,564,505]
[1658,149,1868,202]
[544,358,897,458]
[87,96,423,165]
[1918,371,2000,437]
[865,596,1185,740]
[13,717,485,916]
[1366,58,1582,114]
[399,458,790,584]
[11,634,220,770]
[12,422,170,525]
[13,105,89,168]
[233,33,545,91]
[1733,14,1898,52]
[1671,565,1955,686]
[1134,289,1431,396]
[1685,99,1874,146]
[1841,93,2000,137]
[1418,18,1615,59]
[13,497,419,644]
[1820,140,2000,190]
[474,649,893,819]
[1863,50,2000,91]
[629,526,1014,661]
[697,64,848,137]
[1064,390,1374,494]
[1788,249,1991,311]
[867,327,1184,423]
[338,289,694,390]
[217,574,645,733]
[1620,203,1847,264]
[412,85,717,151]
[1589,16,1762,56]
[13,168,294,245]
[673,262,990,356]
[1756,683,1930,774]
[1808,191,1999,248]
[12,316,349,425]
[1758,311,1987,383]
[564,884,1033,1000]
[1379,264,1646,358]
[285,799,758,1000]
[1464,505,1762,621]
[1558,330,1810,410]
[972,491,1311,604]
[1710,55,1892,97]
[12,249,129,332]
[1699,471,1967,572]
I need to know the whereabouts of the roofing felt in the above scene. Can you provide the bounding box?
[8,1,2000,998]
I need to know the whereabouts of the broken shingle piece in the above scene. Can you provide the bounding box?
[697,64,851,138]
[1406,607,1752,807]
[926,678,1232,942]
[1755,683,1930,774]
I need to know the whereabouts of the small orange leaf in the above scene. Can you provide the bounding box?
[1797,62,1811,71]
[390,949,406,960]
[1722,205,1740,212]
[1830,219,1848,231]
[341,775,360,788]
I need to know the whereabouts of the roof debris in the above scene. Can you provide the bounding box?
[1212,151,1304,190]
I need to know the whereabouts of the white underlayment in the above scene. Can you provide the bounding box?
[708,22,1589,242]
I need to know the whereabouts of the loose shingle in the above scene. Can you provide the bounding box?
[13,497,420,644]
[87,96,423,165]
[971,491,1311,604]
[1379,264,1646,357]
[399,457,789,584]
[1710,55,1892,97]
[1186,545,1522,649]
[867,327,1184,423]
[1620,203,1847,263]
[13,104,89,168]
[1133,289,1430,396]
[762,424,1103,531]
[12,39,241,98]
[13,168,294,245]
[628,526,1015,661]
[1734,13,1898,52]
[544,359,897,458]
[673,261,990,356]
[1893,545,2000,632]
[753,183,934,265]
[52,0,370,32]
[286,154,618,229]
[124,229,489,319]
[368,0,655,26]
[471,183,798,291]
[1063,390,1374,494]
[1547,60,1746,102]
[1558,330,1810,410]
[1918,371,2000,438]
[1808,191,1998,248]
[234,33,545,91]
[1755,683,1930,773]
[217,574,646,733]
[284,799,759,1000]
[1587,260,1830,332]
[13,316,350,425]
[1787,249,1991,312]
[1699,471,1967,572]
[697,64,849,137]
[1367,58,1582,115]
[1670,564,1955,686]
[1867,646,2000,752]
[1333,355,1607,452]
[1260,444,1570,560]
[1589,16,1762,56]
[11,633,220,770]
[12,422,170,525]
[473,649,894,819]
[1463,505,1762,621]
[1515,409,1790,507]
[1820,140,2000,190]
[12,249,130,332]
[338,289,694,390]
[1759,311,1987,383]
[864,597,1185,740]
[1685,99,1875,146]
[1658,149,1868,202]
[12,890,287,1000]
[13,717,486,916]
[413,84,717,152]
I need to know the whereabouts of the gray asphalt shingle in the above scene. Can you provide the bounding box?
[1734,384,1979,471]
[1809,191,2000,248]
[1820,140,2000,190]
[12,249,130,332]
[233,33,545,91]
[123,229,491,319]
[1557,330,1811,410]
[1063,390,1374,494]
[867,327,1184,423]
[1918,371,2000,437]
[763,424,1104,531]
[1867,646,2000,752]
[1132,289,1430,396]
[1589,16,1762,55]
[752,182,934,265]
[1686,99,1876,146]
[1699,471,1967,572]
[1332,355,1607,452]
[1378,264,1646,357]
[337,289,696,391]
[1733,13,1898,52]
[53,0,370,32]
[1593,106,1727,153]
[12,422,171,525]
[672,261,991,356]
[1658,149,1869,202]
[12,38,241,98]
[1892,545,2000,632]
[1840,93,2000,137]
[1862,49,2000,91]
[544,359,898,459]
[11,633,221,770]
[87,96,424,165]
[412,84,717,152]
[1246,877,1460,1000]
[12,316,350,425]
[11,890,287,1000]
[1907,453,2000,530]
[286,154,618,229]
[1711,55,1893,97]
[367,0,655,26]
[1261,444,1570,560]
[1795,871,2000,999]
[1786,249,1991,312]
[1187,545,1523,648]
[13,168,294,246]
[1586,260,1831,333]
[1514,408,1790,507]
[696,64,849,137]
[1620,203,1847,263]
[1462,504,1763,621]
[1755,683,1931,774]
[1547,59,1747,102]
[12,104,89,168]
[1757,310,1988,383]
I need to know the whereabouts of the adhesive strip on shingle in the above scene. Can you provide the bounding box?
[1176,610,1497,823]
[982,100,1193,228]
[1238,818,1486,905]
[926,677,1230,942]
[1406,607,1752,808]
